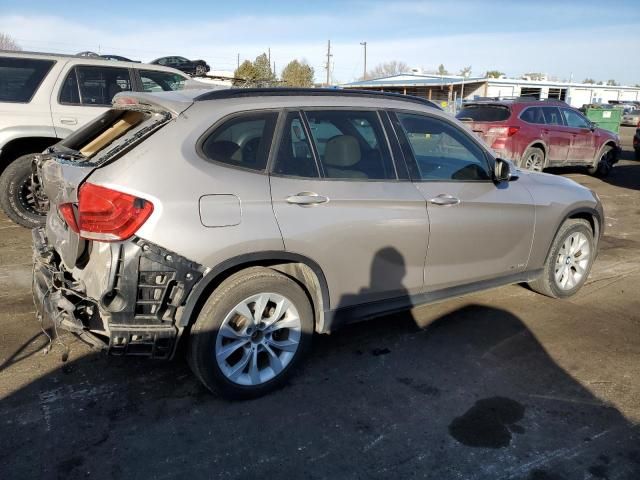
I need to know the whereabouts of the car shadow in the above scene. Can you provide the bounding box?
[1,250,639,480]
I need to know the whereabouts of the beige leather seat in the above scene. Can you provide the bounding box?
[323,135,367,179]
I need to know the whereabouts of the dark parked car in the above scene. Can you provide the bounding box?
[634,123,640,160]
[456,99,620,176]
[151,56,210,76]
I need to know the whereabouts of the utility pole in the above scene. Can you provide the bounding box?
[268,48,271,68]
[237,53,240,70]
[325,40,332,86]
[360,41,367,79]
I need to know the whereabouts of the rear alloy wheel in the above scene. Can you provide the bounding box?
[0,154,48,228]
[188,267,313,399]
[587,146,614,177]
[528,219,595,298]
[521,147,545,172]
[195,64,207,76]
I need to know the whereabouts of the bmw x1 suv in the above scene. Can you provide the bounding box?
[32,88,603,398]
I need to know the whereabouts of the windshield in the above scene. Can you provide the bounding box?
[456,105,511,122]
[0,57,55,103]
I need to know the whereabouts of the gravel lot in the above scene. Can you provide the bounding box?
[1,127,639,480]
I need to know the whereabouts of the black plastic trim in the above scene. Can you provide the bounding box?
[194,88,442,110]
[177,251,331,330]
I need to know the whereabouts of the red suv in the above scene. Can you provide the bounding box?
[456,99,620,176]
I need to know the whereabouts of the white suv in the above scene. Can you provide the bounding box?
[0,51,190,226]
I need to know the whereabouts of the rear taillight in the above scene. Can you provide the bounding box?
[60,183,154,241]
[58,204,79,233]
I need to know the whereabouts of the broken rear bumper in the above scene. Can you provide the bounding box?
[32,227,204,359]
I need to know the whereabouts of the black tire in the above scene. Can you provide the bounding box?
[587,146,614,177]
[520,147,546,172]
[188,267,314,399]
[528,219,595,299]
[0,154,48,228]
[634,149,640,161]
[194,64,206,76]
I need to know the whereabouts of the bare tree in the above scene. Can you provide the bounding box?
[364,61,409,79]
[459,66,472,77]
[0,33,21,51]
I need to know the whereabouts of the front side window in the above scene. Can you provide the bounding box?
[542,107,563,126]
[60,66,132,105]
[0,57,54,103]
[273,112,318,178]
[304,110,396,180]
[562,108,590,128]
[396,112,491,181]
[139,70,187,92]
[201,112,278,171]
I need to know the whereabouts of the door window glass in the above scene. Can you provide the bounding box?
[139,70,187,92]
[396,113,491,181]
[273,112,318,178]
[0,57,54,103]
[304,110,396,180]
[60,66,132,105]
[542,107,563,126]
[561,108,590,128]
[201,112,278,171]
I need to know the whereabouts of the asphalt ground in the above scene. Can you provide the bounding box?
[1,126,639,480]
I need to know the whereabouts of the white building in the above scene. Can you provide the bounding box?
[343,74,640,108]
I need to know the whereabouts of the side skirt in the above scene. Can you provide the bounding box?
[322,269,543,333]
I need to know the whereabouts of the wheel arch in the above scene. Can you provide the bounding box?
[544,207,602,261]
[0,136,60,173]
[177,252,331,334]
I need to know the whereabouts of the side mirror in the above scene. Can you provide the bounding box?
[494,158,515,182]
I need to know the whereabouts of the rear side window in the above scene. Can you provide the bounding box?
[59,66,132,106]
[542,107,563,126]
[0,57,54,103]
[520,106,546,124]
[201,112,278,171]
[139,70,187,92]
[304,110,396,180]
[456,105,510,122]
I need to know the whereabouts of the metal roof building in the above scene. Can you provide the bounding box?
[343,74,640,109]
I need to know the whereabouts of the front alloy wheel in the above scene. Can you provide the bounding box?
[554,231,591,291]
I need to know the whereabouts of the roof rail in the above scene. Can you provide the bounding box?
[465,96,567,104]
[194,87,443,110]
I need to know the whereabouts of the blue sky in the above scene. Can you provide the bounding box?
[1,0,639,84]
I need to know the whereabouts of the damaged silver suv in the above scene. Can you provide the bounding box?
[33,88,603,398]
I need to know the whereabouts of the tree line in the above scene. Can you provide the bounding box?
[233,53,314,87]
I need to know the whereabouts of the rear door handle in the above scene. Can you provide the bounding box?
[286,192,329,205]
[429,194,460,206]
[60,117,77,125]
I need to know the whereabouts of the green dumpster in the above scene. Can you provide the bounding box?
[584,105,622,134]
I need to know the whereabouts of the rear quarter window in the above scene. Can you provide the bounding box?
[456,105,511,122]
[0,57,55,103]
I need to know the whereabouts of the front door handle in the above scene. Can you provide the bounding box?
[429,194,460,206]
[286,192,329,205]
[60,117,77,125]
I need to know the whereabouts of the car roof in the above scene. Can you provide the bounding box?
[0,50,189,77]
[194,88,442,110]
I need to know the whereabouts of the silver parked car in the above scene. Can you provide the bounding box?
[621,110,640,126]
[32,88,603,398]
